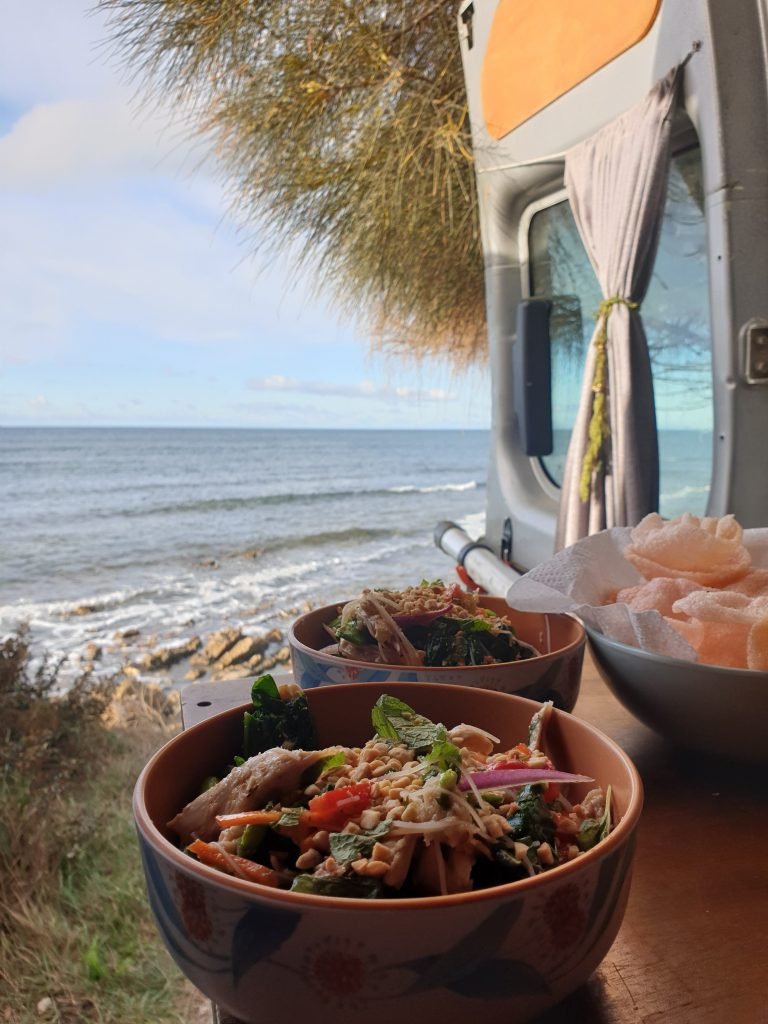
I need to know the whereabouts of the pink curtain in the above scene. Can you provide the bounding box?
[555,68,681,550]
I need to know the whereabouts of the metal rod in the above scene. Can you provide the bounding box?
[434,521,521,600]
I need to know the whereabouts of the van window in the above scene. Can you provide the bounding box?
[528,147,712,518]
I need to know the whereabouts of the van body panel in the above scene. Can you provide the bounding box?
[481,0,662,139]
[459,0,768,570]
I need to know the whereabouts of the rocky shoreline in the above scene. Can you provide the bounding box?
[76,608,304,694]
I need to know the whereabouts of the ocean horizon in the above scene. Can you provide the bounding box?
[0,425,709,686]
[0,427,490,686]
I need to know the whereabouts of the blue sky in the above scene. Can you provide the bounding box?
[0,2,491,430]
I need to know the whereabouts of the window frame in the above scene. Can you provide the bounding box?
[517,183,570,503]
[518,138,712,512]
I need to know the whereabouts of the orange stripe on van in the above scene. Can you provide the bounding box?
[481,0,662,140]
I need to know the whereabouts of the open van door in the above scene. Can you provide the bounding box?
[440,0,768,584]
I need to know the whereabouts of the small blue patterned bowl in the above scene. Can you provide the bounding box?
[134,682,642,1024]
[289,597,585,711]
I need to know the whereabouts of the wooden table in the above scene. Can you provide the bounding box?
[181,656,768,1024]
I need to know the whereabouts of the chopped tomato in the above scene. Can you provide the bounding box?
[306,780,372,828]
[543,782,560,803]
[494,759,531,770]
[514,743,531,757]
[186,839,280,887]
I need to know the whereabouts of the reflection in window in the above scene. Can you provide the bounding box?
[528,148,712,518]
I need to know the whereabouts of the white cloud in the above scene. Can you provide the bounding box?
[247,376,458,403]
[0,98,204,188]
[0,186,341,363]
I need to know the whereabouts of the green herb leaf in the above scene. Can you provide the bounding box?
[237,824,267,857]
[251,674,280,701]
[507,784,555,847]
[576,786,612,852]
[371,695,444,752]
[328,822,392,865]
[423,739,461,775]
[290,874,384,899]
[317,750,346,774]
[494,846,525,873]
[242,674,316,757]
[335,618,371,646]
[276,807,305,828]
[423,615,532,667]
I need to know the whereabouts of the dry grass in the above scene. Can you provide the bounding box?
[98,0,486,367]
[0,629,209,1024]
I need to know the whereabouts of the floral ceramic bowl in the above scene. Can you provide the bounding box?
[289,596,586,711]
[134,682,642,1024]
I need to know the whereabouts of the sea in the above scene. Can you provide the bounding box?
[0,428,489,686]
[0,427,710,688]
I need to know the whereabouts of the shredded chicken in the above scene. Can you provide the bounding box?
[168,746,339,844]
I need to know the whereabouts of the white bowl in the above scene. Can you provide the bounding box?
[586,626,768,763]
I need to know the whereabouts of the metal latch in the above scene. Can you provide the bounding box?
[500,518,513,563]
[744,320,768,384]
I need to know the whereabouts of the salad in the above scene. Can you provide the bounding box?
[324,580,538,666]
[169,676,612,899]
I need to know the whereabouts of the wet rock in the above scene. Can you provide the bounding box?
[64,603,96,618]
[137,636,201,672]
[241,548,262,560]
[83,642,102,663]
[113,627,140,643]
[199,558,219,569]
[185,667,205,682]
[245,652,264,672]
[203,627,242,663]
[216,629,283,670]
[259,646,291,671]
[189,652,209,668]
[216,636,262,670]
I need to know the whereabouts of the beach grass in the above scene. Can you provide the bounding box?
[0,629,208,1024]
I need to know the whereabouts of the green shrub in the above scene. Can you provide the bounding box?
[0,628,203,1024]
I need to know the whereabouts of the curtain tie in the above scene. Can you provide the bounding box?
[579,296,639,502]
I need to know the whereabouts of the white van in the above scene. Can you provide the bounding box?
[437,0,768,585]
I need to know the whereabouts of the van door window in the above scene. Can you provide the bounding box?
[528,147,712,518]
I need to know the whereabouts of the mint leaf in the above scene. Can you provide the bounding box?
[290,874,383,899]
[423,740,461,775]
[328,822,391,865]
[276,807,304,828]
[371,695,444,752]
